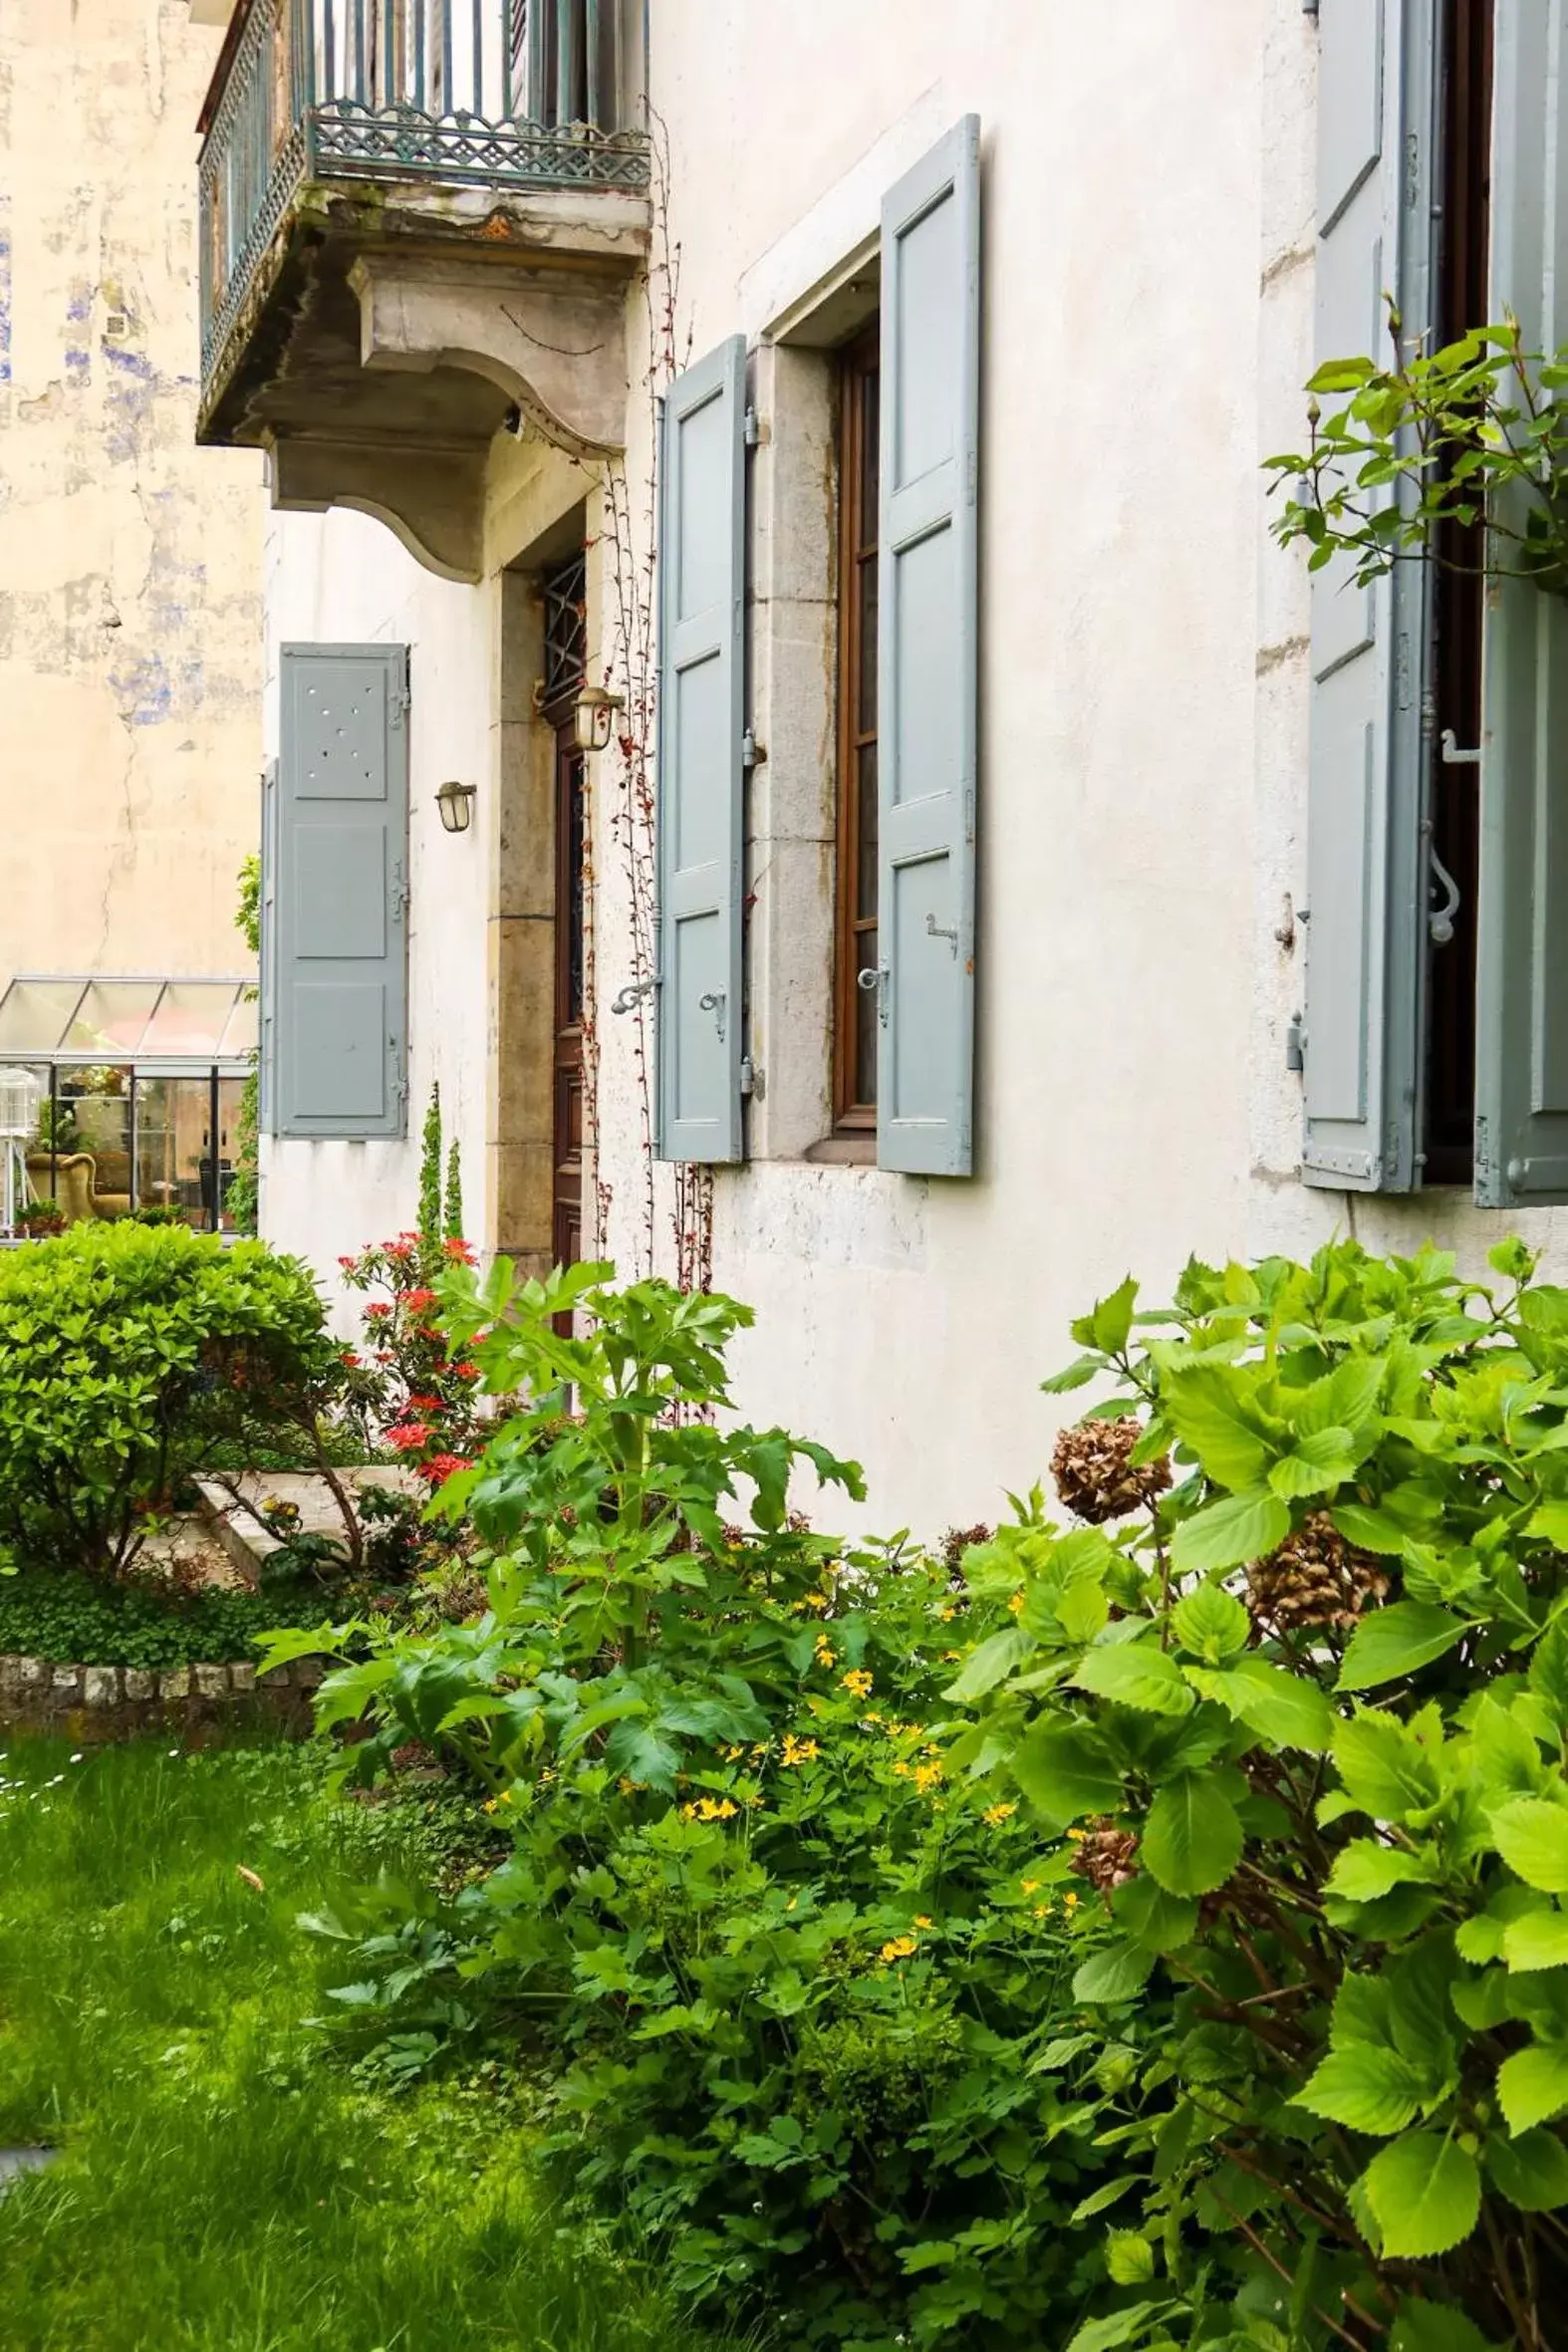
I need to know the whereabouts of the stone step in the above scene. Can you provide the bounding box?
[192,1466,421,1585]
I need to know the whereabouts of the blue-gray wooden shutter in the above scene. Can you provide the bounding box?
[275,644,409,1140]
[1473,1,1568,1206]
[877,115,980,1177]
[258,759,278,1138]
[654,335,746,1164]
[1300,0,1437,1191]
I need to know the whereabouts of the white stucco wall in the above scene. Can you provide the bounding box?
[259,510,495,1271]
[258,0,1568,1539]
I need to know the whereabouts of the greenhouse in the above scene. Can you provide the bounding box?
[0,976,255,1240]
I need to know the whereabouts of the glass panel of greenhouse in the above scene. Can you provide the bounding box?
[0,974,256,1241]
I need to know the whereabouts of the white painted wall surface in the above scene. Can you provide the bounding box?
[260,0,1568,1539]
[259,509,494,1282]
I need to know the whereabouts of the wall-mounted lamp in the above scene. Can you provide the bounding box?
[573,682,626,754]
[434,780,477,835]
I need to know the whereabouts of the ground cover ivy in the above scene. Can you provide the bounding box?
[952,1237,1568,2350]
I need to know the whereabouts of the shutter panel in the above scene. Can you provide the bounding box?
[1473,2,1568,1206]
[877,115,981,1177]
[275,644,409,1141]
[1301,0,1437,1192]
[654,335,746,1165]
[259,760,278,1139]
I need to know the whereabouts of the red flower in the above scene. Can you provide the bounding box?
[443,1237,477,1264]
[402,1287,438,1313]
[417,1453,474,1487]
[386,1239,415,1261]
[365,1302,392,1321]
[452,1362,480,1382]
[341,1350,362,1369]
[408,1393,443,1412]
[337,1255,357,1270]
[388,1422,433,1451]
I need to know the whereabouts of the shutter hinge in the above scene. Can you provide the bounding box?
[392,861,410,917]
[743,404,763,448]
[740,1056,762,1100]
[1285,1012,1305,1074]
[742,727,766,769]
[390,685,410,725]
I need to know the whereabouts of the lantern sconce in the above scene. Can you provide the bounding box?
[573,682,626,754]
[434,779,477,835]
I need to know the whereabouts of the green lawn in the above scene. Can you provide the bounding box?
[0,1735,741,2352]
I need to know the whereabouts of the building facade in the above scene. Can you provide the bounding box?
[0,0,266,1234]
[197,0,1568,1533]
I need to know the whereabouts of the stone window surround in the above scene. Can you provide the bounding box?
[745,246,884,1166]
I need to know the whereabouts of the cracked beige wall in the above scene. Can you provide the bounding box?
[0,0,264,986]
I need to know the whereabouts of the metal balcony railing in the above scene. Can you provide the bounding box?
[198,0,648,392]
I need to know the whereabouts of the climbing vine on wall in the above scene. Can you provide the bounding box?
[589,119,714,1294]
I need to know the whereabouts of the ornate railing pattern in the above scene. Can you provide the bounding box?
[198,0,648,390]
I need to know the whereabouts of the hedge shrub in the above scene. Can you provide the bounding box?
[0,1222,336,1579]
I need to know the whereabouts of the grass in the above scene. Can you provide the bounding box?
[0,1734,748,2352]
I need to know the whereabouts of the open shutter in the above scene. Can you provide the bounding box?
[258,760,278,1138]
[1473,2,1568,1206]
[877,116,980,1177]
[1301,0,1437,1191]
[654,335,746,1165]
[275,644,409,1141]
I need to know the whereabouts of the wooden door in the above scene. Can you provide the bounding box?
[552,720,586,1278]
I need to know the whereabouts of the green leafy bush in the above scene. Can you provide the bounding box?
[951,1237,1568,2349]
[265,1265,1156,2349]
[0,1222,338,1579]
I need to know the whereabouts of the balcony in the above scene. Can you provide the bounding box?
[196,0,650,580]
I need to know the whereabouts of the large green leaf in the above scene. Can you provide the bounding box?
[1295,2044,1425,2136]
[1502,1911,1568,1972]
[1170,1581,1250,1664]
[1186,1657,1333,1752]
[1491,1796,1568,1894]
[1070,1641,1194,1718]
[1161,1366,1273,1489]
[1269,1426,1360,1501]
[1170,1487,1291,1575]
[1362,2134,1480,2257]
[1529,1617,1568,1733]
[1063,2304,1174,2352]
[1141,1772,1243,1896]
[1337,1602,1468,1694]
[1498,2041,1568,2134]
[1332,1708,1441,1820]
[942,1626,1034,1704]
[1390,2299,1499,2352]
[1485,2125,1568,2212]
[1071,1939,1156,2005]
[1325,1841,1438,1907]
[1011,1721,1124,1829]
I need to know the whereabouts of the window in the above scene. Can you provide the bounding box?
[1424,0,1493,1184]
[833,322,881,1130]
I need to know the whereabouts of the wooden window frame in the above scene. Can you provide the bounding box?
[832,321,881,1131]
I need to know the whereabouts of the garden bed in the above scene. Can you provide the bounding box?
[0,1652,321,1739]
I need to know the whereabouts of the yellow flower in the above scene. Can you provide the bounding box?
[781,1734,820,1767]
[893,1760,912,1778]
[618,1776,637,1796]
[982,1801,1016,1827]
[914,1760,943,1794]
[880,1935,918,1963]
[941,1650,963,1663]
[939,1605,957,1623]
[915,1915,933,1930]
[1064,1891,1080,1910]
[1020,1878,1041,1896]
[815,1643,837,1670]
[842,1669,874,1699]
[1008,1589,1025,1615]
[482,1798,498,1814]
[804,1592,830,1612]
[786,1895,798,1912]
[1032,1901,1051,1919]
[1067,1828,1087,1842]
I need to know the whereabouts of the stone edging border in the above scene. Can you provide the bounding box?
[0,1652,325,1735]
